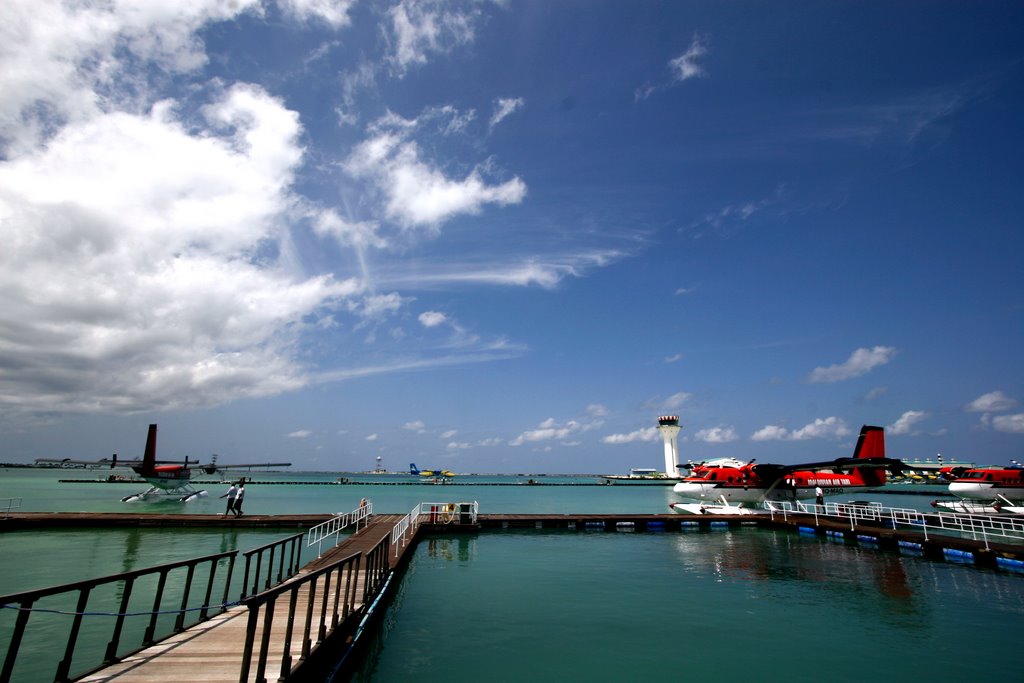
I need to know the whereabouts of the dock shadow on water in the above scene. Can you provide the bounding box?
[350,528,1024,683]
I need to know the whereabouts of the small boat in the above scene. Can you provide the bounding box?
[600,468,677,485]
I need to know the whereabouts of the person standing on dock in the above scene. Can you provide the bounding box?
[815,486,824,508]
[233,482,245,517]
[219,482,237,516]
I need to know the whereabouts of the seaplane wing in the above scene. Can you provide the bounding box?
[198,461,292,475]
[751,456,904,480]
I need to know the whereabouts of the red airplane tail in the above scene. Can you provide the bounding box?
[140,424,158,476]
[853,425,886,486]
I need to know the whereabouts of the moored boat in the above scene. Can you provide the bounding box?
[600,468,677,485]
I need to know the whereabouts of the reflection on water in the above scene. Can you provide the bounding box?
[355,529,1024,683]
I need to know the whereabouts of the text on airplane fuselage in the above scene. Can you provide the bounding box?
[806,478,855,487]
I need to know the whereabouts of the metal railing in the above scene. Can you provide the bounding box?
[765,500,1024,548]
[240,532,305,599]
[391,504,423,557]
[0,549,237,683]
[391,501,479,557]
[307,502,373,557]
[0,498,20,519]
[239,533,391,683]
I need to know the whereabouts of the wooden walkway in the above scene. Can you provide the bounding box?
[79,515,405,683]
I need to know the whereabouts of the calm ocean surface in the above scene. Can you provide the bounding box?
[2,469,1023,682]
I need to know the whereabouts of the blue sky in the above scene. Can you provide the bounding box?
[1,1,1022,473]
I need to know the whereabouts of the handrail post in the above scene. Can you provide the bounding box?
[200,557,218,622]
[221,553,236,612]
[2,599,34,683]
[237,604,261,683]
[174,563,196,632]
[278,588,300,680]
[143,570,168,646]
[55,587,91,682]
[103,576,135,664]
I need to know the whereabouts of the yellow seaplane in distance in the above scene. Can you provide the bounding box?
[409,463,457,478]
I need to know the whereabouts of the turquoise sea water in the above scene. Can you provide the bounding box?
[2,469,1022,682]
[354,530,1024,683]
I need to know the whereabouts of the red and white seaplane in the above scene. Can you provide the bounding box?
[669,425,901,514]
[932,461,1024,514]
[38,424,290,502]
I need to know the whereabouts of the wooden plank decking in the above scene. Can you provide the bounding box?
[78,515,405,683]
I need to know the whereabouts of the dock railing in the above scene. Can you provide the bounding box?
[391,501,479,557]
[240,531,305,599]
[764,500,1024,547]
[307,501,373,557]
[0,548,237,683]
[0,498,20,520]
[239,532,391,683]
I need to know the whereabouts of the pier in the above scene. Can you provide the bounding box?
[3,502,1024,682]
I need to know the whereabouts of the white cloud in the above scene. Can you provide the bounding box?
[663,392,693,411]
[312,210,384,249]
[287,430,312,438]
[277,0,355,28]
[752,418,851,441]
[419,311,448,327]
[806,346,897,383]
[0,86,357,416]
[664,354,683,363]
[510,416,601,446]
[345,113,526,229]
[864,386,888,401]
[380,253,621,290]
[888,410,928,436]
[602,427,659,445]
[751,425,789,441]
[352,292,407,319]
[695,426,738,443]
[365,433,379,441]
[440,429,457,439]
[586,404,609,418]
[490,97,524,129]
[669,34,710,82]
[0,0,265,155]
[966,390,1017,413]
[790,417,851,440]
[386,0,481,75]
[992,414,1024,434]
[403,420,426,432]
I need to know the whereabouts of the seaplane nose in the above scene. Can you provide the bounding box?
[672,482,705,496]
[948,482,983,497]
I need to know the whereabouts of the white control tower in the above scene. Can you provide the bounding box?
[657,416,682,478]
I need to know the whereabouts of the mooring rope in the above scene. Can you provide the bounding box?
[0,600,243,618]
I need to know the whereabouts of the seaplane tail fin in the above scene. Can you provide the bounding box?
[141,424,158,475]
[409,463,420,475]
[853,425,885,460]
[853,425,887,486]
